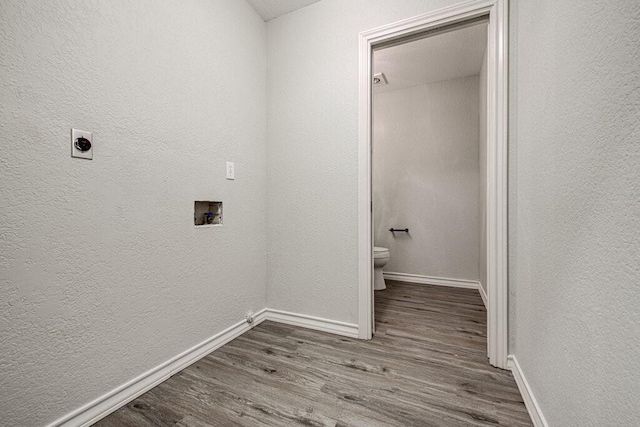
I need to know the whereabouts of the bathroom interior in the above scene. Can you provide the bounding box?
[372,21,489,322]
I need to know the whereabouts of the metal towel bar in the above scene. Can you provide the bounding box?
[389,228,409,233]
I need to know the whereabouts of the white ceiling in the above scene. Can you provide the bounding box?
[373,22,488,93]
[245,0,323,21]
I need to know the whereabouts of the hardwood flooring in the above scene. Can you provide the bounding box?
[96,281,531,426]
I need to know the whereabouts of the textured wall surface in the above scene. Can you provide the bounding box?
[478,51,487,294]
[266,0,470,324]
[509,0,640,425]
[0,1,267,425]
[373,76,480,281]
[3,0,639,425]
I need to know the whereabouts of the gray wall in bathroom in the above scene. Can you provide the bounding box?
[373,76,481,281]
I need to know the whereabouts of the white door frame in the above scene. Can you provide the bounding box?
[357,0,509,369]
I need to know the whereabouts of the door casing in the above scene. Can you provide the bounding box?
[357,0,509,369]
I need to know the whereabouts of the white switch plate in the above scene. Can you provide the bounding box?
[226,161,235,180]
[71,128,93,160]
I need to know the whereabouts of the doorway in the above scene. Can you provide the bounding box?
[358,0,509,369]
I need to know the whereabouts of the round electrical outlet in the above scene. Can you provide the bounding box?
[75,137,92,152]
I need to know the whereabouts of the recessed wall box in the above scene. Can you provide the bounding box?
[194,201,222,226]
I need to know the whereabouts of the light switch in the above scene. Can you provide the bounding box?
[226,161,235,180]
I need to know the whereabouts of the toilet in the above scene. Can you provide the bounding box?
[373,246,390,290]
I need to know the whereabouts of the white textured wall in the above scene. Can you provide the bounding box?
[3,0,638,425]
[478,50,488,294]
[509,0,640,425]
[373,76,480,281]
[266,0,474,324]
[0,1,267,425]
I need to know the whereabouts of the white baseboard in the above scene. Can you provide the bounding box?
[48,308,358,427]
[383,272,479,289]
[507,355,548,427]
[264,308,359,338]
[478,282,488,308]
[49,309,267,427]
[383,272,486,308]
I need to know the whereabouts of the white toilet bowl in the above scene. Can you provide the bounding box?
[374,246,390,290]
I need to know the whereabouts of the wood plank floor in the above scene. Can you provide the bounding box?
[96,281,531,426]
